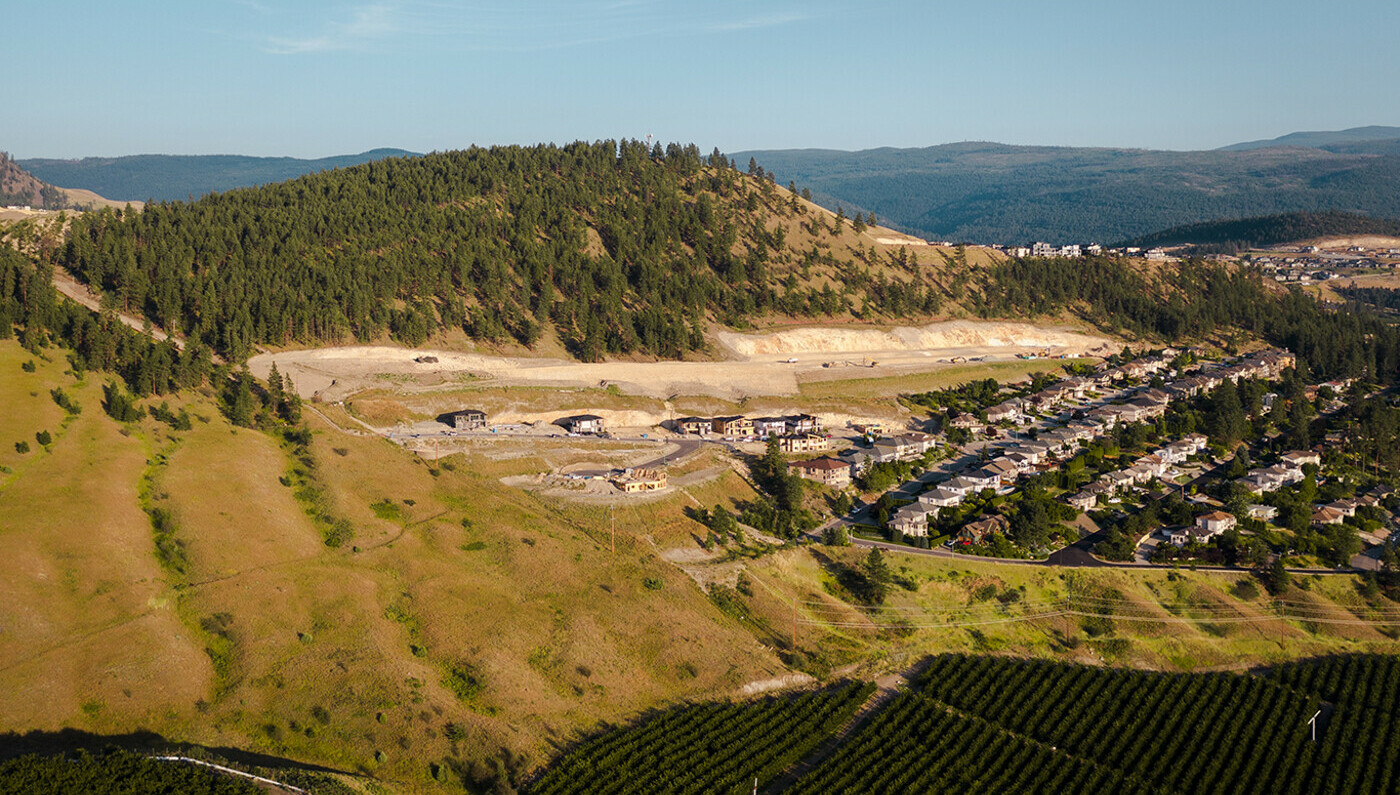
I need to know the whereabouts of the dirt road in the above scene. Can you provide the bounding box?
[49,266,182,348]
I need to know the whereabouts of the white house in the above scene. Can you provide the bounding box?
[919,487,964,508]
[1196,511,1237,536]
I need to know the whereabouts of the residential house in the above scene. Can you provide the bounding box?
[1127,398,1167,419]
[941,476,982,496]
[711,415,754,437]
[786,414,822,434]
[890,505,933,537]
[919,486,964,508]
[965,469,1003,491]
[1063,377,1094,399]
[948,412,983,431]
[1196,511,1237,536]
[839,449,879,476]
[958,515,1009,545]
[675,416,711,435]
[1083,480,1114,497]
[1103,470,1136,492]
[779,433,829,454]
[1328,499,1359,518]
[876,432,938,462]
[1005,452,1038,474]
[1312,506,1346,526]
[443,409,488,430]
[557,414,606,435]
[1247,504,1278,522]
[1126,464,1157,484]
[1139,388,1172,405]
[1067,491,1098,511]
[752,417,789,437]
[982,458,1022,483]
[1181,434,1209,453]
[986,401,1021,424]
[789,457,852,488]
[1281,450,1321,468]
[1134,454,1168,479]
[871,438,905,464]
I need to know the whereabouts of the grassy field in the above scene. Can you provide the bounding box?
[734,546,1400,677]
[797,358,1088,399]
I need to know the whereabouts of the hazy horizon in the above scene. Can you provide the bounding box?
[11,0,1399,159]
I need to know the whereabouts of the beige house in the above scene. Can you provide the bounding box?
[1195,511,1237,536]
[790,457,852,488]
[779,433,829,454]
[711,415,754,436]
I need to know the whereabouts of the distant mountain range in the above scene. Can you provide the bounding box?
[1218,125,1400,152]
[17,148,418,203]
[734,127,1400,244]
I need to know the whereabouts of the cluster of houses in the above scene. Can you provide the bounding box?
[995,242,1175,262]
[1069,434,1210,510]
[672,413,822,441]
[883,349,1296,546]
[1255,250,1400,283]
[952,349,1292,437]
[788,431,942,490]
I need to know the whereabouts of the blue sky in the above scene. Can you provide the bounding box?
[11,0,1399,158]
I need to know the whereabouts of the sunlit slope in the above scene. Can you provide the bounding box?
[0,338,786,789]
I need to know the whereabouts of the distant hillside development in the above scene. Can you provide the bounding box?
[18,148,418,202]
[1120,211,1400,253]
[735,136,1400,243]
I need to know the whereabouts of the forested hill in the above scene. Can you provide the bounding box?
[53,141,944,361]
[0,152,66,209]
[1119,211,1400,253]
[18,148,417,203]
[733,142,1400,244]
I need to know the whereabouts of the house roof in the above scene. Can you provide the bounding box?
[791,457,849,472]
[1198,510,1235,523]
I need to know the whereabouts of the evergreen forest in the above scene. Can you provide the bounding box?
[54,141,945,362]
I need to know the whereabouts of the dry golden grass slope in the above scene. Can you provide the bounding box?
[0,338,787,792]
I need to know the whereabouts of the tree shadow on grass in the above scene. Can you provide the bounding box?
[0,727,351,776]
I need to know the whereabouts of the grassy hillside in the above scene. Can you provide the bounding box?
[733,141,1400,243]
[0,337,790,792]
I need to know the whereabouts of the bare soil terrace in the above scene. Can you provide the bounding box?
[249,320,1111,404]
